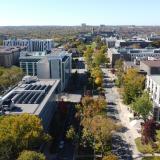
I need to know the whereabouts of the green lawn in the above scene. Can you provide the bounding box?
[142,157,160,160]
[135,137,157,154]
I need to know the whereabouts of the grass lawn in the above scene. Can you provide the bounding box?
[135,137,157,154]
[142,157,160,160]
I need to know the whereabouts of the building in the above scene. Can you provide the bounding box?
[148,34,160,41]
[3,39,54,52]
[123,61,140,72]
[146,75,160,121]
[117,38,151,48]
[19,50,72,91]
[107,48,121,67]
[0,46,26,67]
[0,78,60,131]
[140,60,160,75]
[105,37,116,48]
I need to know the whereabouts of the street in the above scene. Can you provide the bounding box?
[103,68,133,160]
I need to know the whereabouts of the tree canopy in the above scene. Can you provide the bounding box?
[123,68,145,104]
[0,114,50,160]
[17,150,45,160]
[132,91,152,121]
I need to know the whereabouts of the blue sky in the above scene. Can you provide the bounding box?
[0,0,160,26]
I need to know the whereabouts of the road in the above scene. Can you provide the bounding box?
[103,68,134,160]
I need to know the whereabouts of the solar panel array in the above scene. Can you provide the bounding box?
[9,84,52,104]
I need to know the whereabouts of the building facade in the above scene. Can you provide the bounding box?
[3,39,54,52]
[140,60,160,75]
[146,75,160,121]
[0,46,26,67]
[19,50,72,91]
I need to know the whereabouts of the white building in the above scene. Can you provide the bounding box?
[3,39,54,52]
[128,48,160,61]
[146,75,160,121]
[19,50,72,91]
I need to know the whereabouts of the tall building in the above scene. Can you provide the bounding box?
[19,50,72,91]
[0,46,26,67]
[3,39,54,52]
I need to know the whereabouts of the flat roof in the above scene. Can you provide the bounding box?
[0,46,25,54]
[2,79,60,115]
[141,60,160,67]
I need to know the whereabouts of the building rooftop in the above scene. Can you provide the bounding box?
[1,78,60,115]
[0,46,26,54]
[141,60,160,67]
[20,50,70,60]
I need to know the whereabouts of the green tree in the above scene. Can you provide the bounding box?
[0,114,51,160]
[17,150,45,160]
[115,59,124,87]
[123,68,145,104]
[66,125,76,140]
[93,51,107,66]
[132,92,152,121]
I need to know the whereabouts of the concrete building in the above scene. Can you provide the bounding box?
[146,75,160,121]
[105,37,116,48]
[117,38,151,48]
[140,60,160,75]
[19,50,72,91]
[148,34,160,41]
[0,46,26,67]
[107,48,121,67]
[0,78,60,131]
[3,39,54,52]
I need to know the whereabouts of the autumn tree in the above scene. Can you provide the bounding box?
[141,119,157,144]
[91,66,104,87]
[83,47,94,69]
[132,91,152,121]
[81,115,118,155]
[80,96,106,119]
[0,114,50,160]
[102,154,118,160]
[93,50,107,66]
[17,150,45,160]
[123,68,145,104]
[114,59,124,87]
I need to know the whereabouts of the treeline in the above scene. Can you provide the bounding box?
[0,66,23,94]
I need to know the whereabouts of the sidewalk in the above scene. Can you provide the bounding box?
[103,68,143,159]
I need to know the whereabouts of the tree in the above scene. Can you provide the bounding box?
[123,68,145,104]
[114,59,124,87]
[17,150,45,160]
[132,92,152,121]
[102,154,118,160]
[66,125,76,141]
[93,51,107,66]
[141,119,157,144]
[81,115,118,155]
[84,47,93,69]
[0,114,51,160]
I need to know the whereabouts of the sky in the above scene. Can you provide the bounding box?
[0,0,160,26]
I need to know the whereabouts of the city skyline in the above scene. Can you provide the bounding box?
[0,0,160,26]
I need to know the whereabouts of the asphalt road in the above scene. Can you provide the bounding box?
[103,69,133,160]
